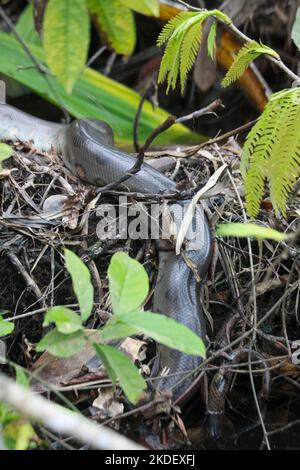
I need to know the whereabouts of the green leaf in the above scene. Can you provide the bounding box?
[0,143,12,170]
[14,366,29,388]
[207,21,217,59]
[36,328,86,357]
[93,343,146,403]
[43,306,82,334]
[292,7,300,50]
[43,0,90,93]
[119,0,159,17]
[216,223,287,241]
[115,311,206,357]
[16,4,42,47]
[87,0,135,56]
[101,318,139,342]
[0,315,14,337]
[0,30,203,147]
[221,40,279,88]
[108,252,149,315]
[64,249,93,322]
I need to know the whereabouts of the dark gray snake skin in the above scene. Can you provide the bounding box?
[0,104,212,402]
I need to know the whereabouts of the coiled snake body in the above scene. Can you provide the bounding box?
[0,104,212,402]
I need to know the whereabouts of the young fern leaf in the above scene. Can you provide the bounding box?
[157,9,231,94]
[242,88,300,217]
[221,40,279,88]
[207,21,217,59]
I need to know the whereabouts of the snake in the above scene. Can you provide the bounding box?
[0,103,212,403]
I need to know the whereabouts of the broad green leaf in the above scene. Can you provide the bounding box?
[0,31,203,147]
[43,0,90,92]
[87,0,135,56]
[216,223,286,241]
[36,328,86,357]
[93,343,146,403]
[108,252,149,315]
[43,306,82,334]
[64,249,94,322]
[0,143,12,170]
[292,7,300,50]
[116,311,206,357]
[119,0,159,17]
[0,315,14,337]
[101,318,139,342]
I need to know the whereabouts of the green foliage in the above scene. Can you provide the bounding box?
[86,0,135,56]
[241,88,300,217]
[43,0,90,93]
[64,249,93,322]
[108,252,149,315]
[221,40,279,87]
[93,343,146,403]
[37,329,86,357]
[0,143,12,171]
[157,9,231,93]
[207,21,217,59]
[0,30,201,147]
[119,0,159,17]
[292,7,300,50]
[36,250,206,402]
[216,223,286,241]
[43,306,83,334]
[0,314,14,337]
[103,311,206,357]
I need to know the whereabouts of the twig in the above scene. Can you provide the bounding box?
[0,372,144,450]
[95,100,223,194]
[7,252,46,309]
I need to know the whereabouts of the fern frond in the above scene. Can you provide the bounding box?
[180,19,204,93]
[242,87,300,217]
[221,40,279,88]
[157,9,231,94]
[157,12,198,46]
[207,21,217,59]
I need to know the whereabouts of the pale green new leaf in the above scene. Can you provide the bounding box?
[292,7,300,50]
[16,4,41,46]
[43,0,90,93]
[36,328,86,357]
[0,315,14,337]
[242,88,300,217]
[43,306,83,334]
[116,311,206,357]
[119,0,159,17]
[0,143,12,170]
[87,0,135,56]
[222,40,279,88]
[158,10,231,93]
[93,343,146,403]
[64,249,94,322]
[216,223,286,241]
[108,252,149,315]
[207,21,217,59]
